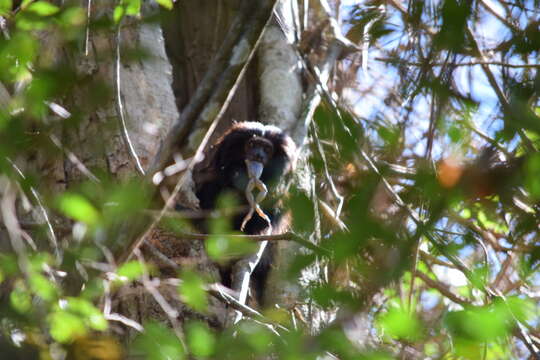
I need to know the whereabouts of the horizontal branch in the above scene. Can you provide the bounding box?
[376,57,540,68]
[172,231,330,255]
[415,271,469,305]
[478,0,520,32]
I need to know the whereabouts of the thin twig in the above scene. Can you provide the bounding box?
[144,206,249,219]
[6,158,60,262]
[85,0,92,56]
[43,102,101,183]
[231,237,269,324]
[143,241,180,269]
[179,231,330,255]
[206,283,287,333]
[150,277,288,334]
[105,313,144,332]
[134,249,186,345]
[293,39,344,146]
[1,179,31,278]
[115,24,146,175]
[386,0,436,35]
[375,58,540,69]
[50,134,100,183]
[420,250,457,268]
[415,271,469,305]
[463,121,511,156]
[492,252,515,291]
[493,289,540,358]
[465,25,536,152]
[312,122,345,219]
[478,0,520,32]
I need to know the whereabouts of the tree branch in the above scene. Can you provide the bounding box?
[416,271,469,305]
[376,57,540,68]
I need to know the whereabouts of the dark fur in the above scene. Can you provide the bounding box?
[195,122,296,302]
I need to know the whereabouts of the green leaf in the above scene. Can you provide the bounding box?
[29,273,57,301]
[66,297,108,331]
[133,322,185,360]
[0,0,12,16]
[500,296,534,323]
[311,284,356,309]
[59,6,86,27]
[20,0,33,8]
[103,180,151,223]
[56,193,100,226]
[377,124,400,148]
[117,261,146,282]
[155,0,173,10]
[26,1,59,16]
[236,322,273,353]
[10,284,32,313]
[448,124,463,143]
[525,153,540,199]
[49,310,87,343]
[47,297,108,343]
[28,252,52,273]
[124,0,141,15]
[313,105,361,162]
[288,253,316,278]
[318,328,353,357]
[186,321,215,357]
[356,352,393,360]
[0,253,19,275]
[80,278,105,300]
[378,307,423,341]
[206,234,257,261]
[0,32,38,78]
[445,305,512,341]
[288,190,314,234]
[460,208,471,219]
[476,210,508,234]
[178,270,208,312]
[113,5,124,24]
[434,0,472,52]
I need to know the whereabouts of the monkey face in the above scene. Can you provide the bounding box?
[197,122,295,210]
[244,137,274,164]
[244,136,274,183]
[244,137,274,180]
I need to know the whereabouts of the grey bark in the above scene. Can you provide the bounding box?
[257,16,304,307]
[258,24,303,132]
[27,0,229,337]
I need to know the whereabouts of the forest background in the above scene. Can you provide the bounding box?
[0,0,539,359]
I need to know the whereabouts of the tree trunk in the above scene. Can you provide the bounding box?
[19,0,309,345]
